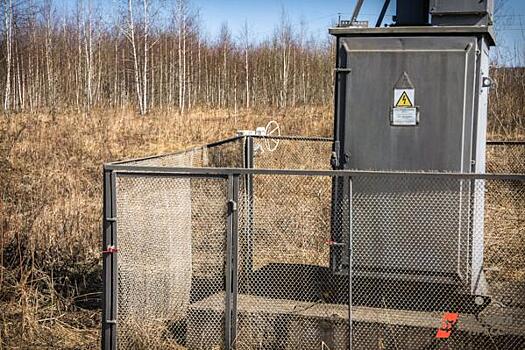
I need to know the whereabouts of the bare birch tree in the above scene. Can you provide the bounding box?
[240,20,250,109]
[3,0,13,111]
[0,0,339,113]
[174,0,188,114]
[121,0,144,114]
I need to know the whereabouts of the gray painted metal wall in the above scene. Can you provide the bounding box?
[331,26,494,296]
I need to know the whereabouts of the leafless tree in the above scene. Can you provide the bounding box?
[0,0,345,114]
[3,0,13,111]
[240,20,250,109]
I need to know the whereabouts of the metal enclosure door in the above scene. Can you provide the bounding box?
[341,36,477,173]
[338,36,479,285]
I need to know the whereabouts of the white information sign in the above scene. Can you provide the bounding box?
[392,107,418,126]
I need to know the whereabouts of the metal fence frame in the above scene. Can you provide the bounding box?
[102,136,525,350]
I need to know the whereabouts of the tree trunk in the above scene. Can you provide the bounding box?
[4,0,13,111]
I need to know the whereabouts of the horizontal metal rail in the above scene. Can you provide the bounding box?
[104,164,525,181]
[250,135,332,141]
[486,140,525,145]
[114,171,229,179]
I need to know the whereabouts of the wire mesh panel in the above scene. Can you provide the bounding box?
[486,143,525,173]
[122,148,206,167]
[235,174,350,350]
[107,169,524,349]
[351,177,473,284]
[480,178,525,349]
[119,137,246,168]
[105,135,525,350]
[115,174,228,350]
[252,137,332,170]
[116,137,525,173]
[233,172,524,349]
[347,176,525,349]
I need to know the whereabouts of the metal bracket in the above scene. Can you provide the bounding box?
[106,217,116,222]
[330,151,339,169]
[228,200,237,213]
[331,141,341,169]
[105,319,117,324]
[344,153,350,165]
[334,68,352,74]
[326,240,345,247]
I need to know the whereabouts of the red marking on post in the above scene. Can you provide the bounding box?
[436,312,459,339]
[102,246,118,254]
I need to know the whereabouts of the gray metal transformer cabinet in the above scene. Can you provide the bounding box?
[330,23,495,306]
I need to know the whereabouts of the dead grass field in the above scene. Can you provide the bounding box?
[0,102,523,348]
[0,107,330,349]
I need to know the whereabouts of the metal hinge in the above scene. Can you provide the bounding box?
[106,217,116,222]
[228,200,237,212]
[330,151,339,169]
[334,68,352,74]
[331,141,341,169]
[106,319,117,324]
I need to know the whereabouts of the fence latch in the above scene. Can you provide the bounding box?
[326,240,345,247]
[228,200,238,213]
[102,245,118,254]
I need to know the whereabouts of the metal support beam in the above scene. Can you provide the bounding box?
[348,177,353,350]
[375,0,391,27]
[102,169,117,350]
[351,0,365,24]
[226,174,240,349]
[231,175,239,349]
[105,165,525,181]
[243,137,254,283]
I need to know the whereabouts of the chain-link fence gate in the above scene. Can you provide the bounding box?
[103,136,525,350]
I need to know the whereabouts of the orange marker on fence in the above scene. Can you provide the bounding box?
[436,312,459,339]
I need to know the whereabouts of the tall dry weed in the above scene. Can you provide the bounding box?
[0,74,523,347]
[0,106,331,348]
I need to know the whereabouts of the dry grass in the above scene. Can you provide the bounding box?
[489,67,525,139]
[0,90,523,348]
[0,106,331,348]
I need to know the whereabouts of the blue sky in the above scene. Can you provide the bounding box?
[193,0,525,65]
[56,0,525,66]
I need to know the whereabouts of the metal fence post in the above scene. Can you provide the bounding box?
[102,169,117,350]
[348,176,353,350]
[226,174,240,349]
[243,137,254,280]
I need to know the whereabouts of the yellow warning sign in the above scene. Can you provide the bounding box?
[396,91,413,107]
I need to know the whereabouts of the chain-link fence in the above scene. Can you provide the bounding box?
[114,137,523,174]
[103,136,525,350]
[114,175,228,349]
[486,141,525,173]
